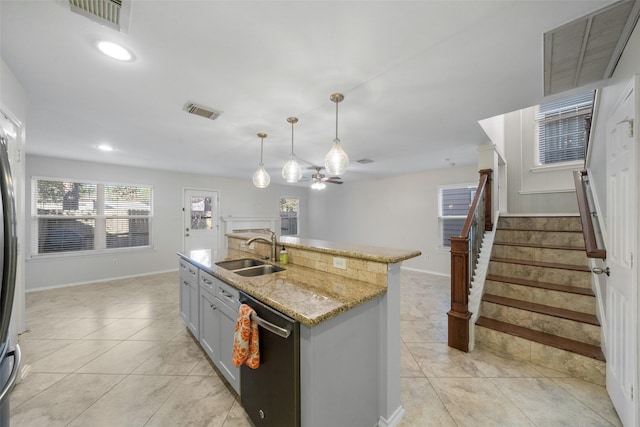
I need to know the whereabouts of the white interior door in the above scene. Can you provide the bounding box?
[183,189,218,253]
[605,77,638,427]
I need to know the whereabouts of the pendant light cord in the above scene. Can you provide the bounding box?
[335,100,339,141]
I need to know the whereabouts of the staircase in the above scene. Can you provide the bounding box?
[475,215,606,385]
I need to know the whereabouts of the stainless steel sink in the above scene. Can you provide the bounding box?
[216,258,265,270]
[233,264,285,277]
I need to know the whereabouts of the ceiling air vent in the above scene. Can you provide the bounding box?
[544,0,640,96]
[183,102,223,121]
[68,0,130,32]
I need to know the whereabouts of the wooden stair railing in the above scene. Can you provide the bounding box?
[573,170,606,259]
[448,169,492,352]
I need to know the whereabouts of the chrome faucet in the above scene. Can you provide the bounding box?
[246,230,277,261]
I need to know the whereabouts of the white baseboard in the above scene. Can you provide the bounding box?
[378,405,405,427]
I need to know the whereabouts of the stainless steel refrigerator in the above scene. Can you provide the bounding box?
[0,130,21,426]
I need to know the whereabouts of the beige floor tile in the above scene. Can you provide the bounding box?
[10,373,124,427]
[490,377,616,426]
[132,340,205,375]
[401,319,448,343]
[468,347,549,378]
[429,377,534,426]
[17,338,75,365]
[76,340,164,374]
[9,372,68,411]
[83,317,154,340]
[401,341,424,378]
[67,375,184,427]
[127,318,186,341]
[551,377,623,426]
[221,399,253,427]
[189,356,217,376]
[26,316,119,340]
[399,377,456,426]
[406,342,483,378]
[146,375,237,426]
[29,340,120,373]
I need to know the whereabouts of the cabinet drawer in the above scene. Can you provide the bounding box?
[216,280,239,310]
[179,259,198,282]
[199,270,216,294]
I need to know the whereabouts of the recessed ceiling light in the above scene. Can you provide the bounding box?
[96,40,135,62]
[98,144,114,152]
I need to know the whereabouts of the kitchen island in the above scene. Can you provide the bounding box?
[178,232,420,427]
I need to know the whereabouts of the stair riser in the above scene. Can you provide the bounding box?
[484,280,596,315]
[480,301,601,346]
[492,244,588,265]
[475,325,605,386]
[488,262,591,288]
[493,230,585,248]
[497,216,582,231]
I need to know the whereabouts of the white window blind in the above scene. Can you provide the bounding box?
[32,178,152,255]
[439,185,475,248]
[280,197,299,236]
[536,91,594,165]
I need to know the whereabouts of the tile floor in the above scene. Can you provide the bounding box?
[10,270,621,426]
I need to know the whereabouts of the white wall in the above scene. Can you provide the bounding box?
[503,106,580,213]
[25,155,308,290]
[306,165,479,276]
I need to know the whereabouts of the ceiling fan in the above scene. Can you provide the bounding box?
[307,166,343,189]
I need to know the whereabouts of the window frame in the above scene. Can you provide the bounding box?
[534,91,594,168]
[279,196,299,237]
[438,183,476,249]
[31,176,154,259]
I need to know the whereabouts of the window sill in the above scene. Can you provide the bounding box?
[530,160,583,174]
[28,246,156,262]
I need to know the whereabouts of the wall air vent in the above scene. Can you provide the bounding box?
[183,102,223,121]
[544,0,640,96]
[68,0,130,32]
[356,158,375,164]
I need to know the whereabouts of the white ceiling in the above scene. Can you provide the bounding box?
[0,0,614,185]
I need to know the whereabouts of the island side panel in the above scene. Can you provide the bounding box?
[300,296,381,427]
[379,262,404,426]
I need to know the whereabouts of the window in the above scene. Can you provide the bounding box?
[32,178,152,256]
[536,91,594,165]
[438,185,476,248]
[280,197,299,236]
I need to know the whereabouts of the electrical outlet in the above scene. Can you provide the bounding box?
[240,242,246,248]
[333,257,347,270]
[249,243,255,249]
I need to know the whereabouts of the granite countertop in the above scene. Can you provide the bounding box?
[178,249,388,327]
[226,232,421,263]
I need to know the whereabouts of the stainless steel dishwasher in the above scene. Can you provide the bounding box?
[239,291,300,427]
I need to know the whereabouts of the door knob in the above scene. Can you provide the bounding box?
[592,266,610,276]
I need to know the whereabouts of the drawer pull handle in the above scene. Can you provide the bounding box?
[210,304,217,310]
[203,278,212,285]
[220,289,233,298]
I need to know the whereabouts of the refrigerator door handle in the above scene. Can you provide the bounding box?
[0,344,21,403]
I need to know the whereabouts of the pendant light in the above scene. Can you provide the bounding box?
[324,92,349,176]
[282,117,303,183]
[252,132,270,188]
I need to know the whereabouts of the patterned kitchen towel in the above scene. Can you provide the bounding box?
[232,304,260,369]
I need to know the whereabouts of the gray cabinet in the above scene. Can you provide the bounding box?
[179,259,199,338]
[197,268,240,393]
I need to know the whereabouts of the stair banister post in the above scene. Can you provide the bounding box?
[480,169,493,231]
[448,235,470,352]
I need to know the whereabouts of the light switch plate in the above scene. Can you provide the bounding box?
[333,257,347,270]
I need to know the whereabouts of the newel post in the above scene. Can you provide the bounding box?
[480,168,493,232]
[448,236,470,352]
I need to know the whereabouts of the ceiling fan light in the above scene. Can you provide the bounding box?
[282,157,303,183]
[311,181,326,190]
[253,165,270,188]
[324,139,349,176]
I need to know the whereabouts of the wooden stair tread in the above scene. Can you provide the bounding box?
[491,257,591,272]
[486,274,595,296]
[493,242,585,252]
[476,316,605,361]
[482,294,600,325]
[496,227,582,233]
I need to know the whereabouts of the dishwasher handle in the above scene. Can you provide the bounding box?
[250,313,291,339]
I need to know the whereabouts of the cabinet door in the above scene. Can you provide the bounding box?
[179,276,190,324]
[217,299,240,393]
[188,281,199,338]
[199,288,220,362]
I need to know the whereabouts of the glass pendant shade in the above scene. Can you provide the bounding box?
[253,132,270,188]
[325,93,348,176]
[282,116,302,183]
[282,156,302,183]
[324,138,349,175]
[253,165,270,188]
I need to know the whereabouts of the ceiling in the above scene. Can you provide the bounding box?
[0,0,616,186]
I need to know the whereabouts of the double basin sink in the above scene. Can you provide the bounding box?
[216,258,285,277]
